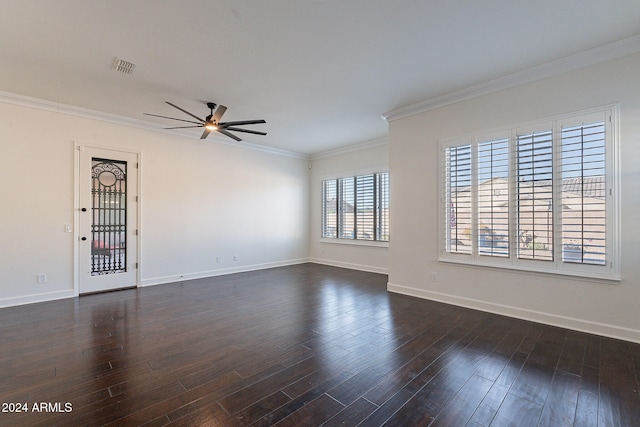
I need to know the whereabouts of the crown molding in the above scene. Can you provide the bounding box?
[0,91,308,160]
[310,136,388,160]
[383,33,640,122]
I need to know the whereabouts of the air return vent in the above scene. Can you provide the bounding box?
[112,57,135,75]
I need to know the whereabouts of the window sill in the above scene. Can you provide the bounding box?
[437,256,622,284]
[320,238,389,248]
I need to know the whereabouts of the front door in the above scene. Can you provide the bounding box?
[78,146,138,294]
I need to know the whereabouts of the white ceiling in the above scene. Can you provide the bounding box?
[1,1,640,155]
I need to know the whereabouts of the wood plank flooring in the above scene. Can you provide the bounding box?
[1,263,639,426]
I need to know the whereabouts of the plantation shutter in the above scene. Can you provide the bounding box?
[444,144,472,254]
[477,139,509,257]
[322,179,337,238]
[560,121,606,265]
[439,107,617,279]
[376,172,390,242]
[339,177,355,239]
[322,172,390,242]
[355,174,375,240]
[516,130,553,261]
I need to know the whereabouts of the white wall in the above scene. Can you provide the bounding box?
[309,140,389,274]
[0,100,309,307]
[387,52,640,342]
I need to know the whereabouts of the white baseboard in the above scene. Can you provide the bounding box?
[140,258,310,287]
[309,257,388,275]
[0,289,75,308]
[387,282,640,344]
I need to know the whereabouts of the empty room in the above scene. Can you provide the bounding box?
[1,1,640,426]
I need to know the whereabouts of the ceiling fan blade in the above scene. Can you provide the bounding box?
[143,113,202,125]
[200,128,212,139]
[224,127,267,136]
[164,125,204,130]
[165,101,205,122]
[211,105,227,123]
[217,129,242,142]
[219,119,266,127]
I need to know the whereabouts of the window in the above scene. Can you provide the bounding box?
[560,121,607,265]
[440,107,619,280]
[517,130,554,261]
[322,172,389,242]
[445,144,472,254]
[478,138,509,257]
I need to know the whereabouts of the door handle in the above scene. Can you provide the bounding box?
[81,237,87,241]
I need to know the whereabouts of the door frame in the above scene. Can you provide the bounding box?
[73,142,141,296]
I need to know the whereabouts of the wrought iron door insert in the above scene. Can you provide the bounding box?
[91,158,127,275]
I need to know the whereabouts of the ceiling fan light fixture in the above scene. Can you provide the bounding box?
[144,101,266,142]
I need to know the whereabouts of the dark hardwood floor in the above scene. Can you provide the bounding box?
[1,263,639,426]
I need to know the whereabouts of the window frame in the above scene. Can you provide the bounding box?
[438,106,620,281]
[321,171,390,245]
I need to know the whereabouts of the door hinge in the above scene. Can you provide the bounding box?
[135,262,139,269]
[135,229,139,236]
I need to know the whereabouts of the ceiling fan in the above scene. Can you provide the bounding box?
[144,101,266,142]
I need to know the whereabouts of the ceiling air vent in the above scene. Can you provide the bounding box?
[112,57,135,75]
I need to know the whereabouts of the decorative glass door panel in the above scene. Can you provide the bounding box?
[91,159,127,275]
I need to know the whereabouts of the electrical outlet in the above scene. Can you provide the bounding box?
[233,255,238,261]
[430,272,438,282]
[216,256,222,263]
[37,274,47,284]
